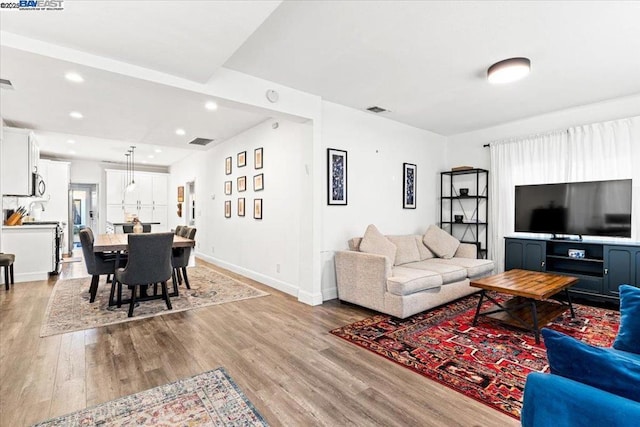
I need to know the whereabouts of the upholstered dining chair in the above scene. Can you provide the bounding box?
[114,232,174,317]
[172,227,197,291]
[79,228,126,303]
[174,225,185,236]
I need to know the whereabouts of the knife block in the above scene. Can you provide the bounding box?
[4,212,23,226]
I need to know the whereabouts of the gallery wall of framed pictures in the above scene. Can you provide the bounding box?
[224,146,265,220]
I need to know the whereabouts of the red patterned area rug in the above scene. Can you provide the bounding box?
[330,293,619,419]
[32,367,268,426]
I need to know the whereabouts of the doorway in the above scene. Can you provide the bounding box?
[186,180,196,226]
[69,183,98,252]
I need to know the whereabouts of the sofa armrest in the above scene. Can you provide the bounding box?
[454,243,478,259]
[522,372,640,427]
[334,250,390,312]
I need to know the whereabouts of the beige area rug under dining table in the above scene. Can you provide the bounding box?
[41,266,269,337]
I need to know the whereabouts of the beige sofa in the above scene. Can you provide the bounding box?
[335,225,495,318]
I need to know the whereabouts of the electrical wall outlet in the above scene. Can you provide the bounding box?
[276,264,280,273]
[211,246,215,253]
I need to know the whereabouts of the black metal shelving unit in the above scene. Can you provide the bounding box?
[440,168,489,259]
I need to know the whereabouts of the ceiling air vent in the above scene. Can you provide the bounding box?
[366,106,387,113]
[0,78,14,90]
[189,137,214,146]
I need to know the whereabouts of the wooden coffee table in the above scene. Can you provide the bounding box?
[470,269,578,343]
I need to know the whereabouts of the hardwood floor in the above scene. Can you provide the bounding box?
[0,258,518,427]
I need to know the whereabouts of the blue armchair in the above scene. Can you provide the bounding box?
[522,285,640,427]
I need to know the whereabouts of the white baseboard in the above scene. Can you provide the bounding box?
[195,252,299,298]
[298,290,324,306]
[322,286,338,301]
[13,272,49,283]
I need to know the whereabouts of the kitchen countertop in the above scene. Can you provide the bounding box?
[3,223,58,229]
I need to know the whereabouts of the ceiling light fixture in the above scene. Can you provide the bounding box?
[154,148,162,153]
[65,72,84,83]
[124,146,137,193]
[204,101,218,111]
[487,57,531,84]
[69,111,84,119]
[175,128,186,136]
[67,139,76,144]
[69,150,76,155]
[148,155,154,159]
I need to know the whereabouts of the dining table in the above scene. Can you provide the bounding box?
[93,233,196,306]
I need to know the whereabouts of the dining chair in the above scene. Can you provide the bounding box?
[79,228,126,303]
[172,227,197,290]
[175,225,185,236]
[114,232,174,317]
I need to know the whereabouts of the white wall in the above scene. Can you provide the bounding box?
[446,93,640,169]
[320,102,449,299]
[169,119,313,298]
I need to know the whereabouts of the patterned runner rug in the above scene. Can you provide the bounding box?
[41,266,269,337]
[330,292,619,419]
[33,367,268,426]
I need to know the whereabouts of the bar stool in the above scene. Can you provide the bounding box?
[0,253,15,290]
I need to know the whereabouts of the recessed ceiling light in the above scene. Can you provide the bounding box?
[65,72,84,83]
[69,111,83,119]
[141,160,148,164]
[67,139,76,144]
[204,101,218,111]
[148,155,154,159]
[487,57,531,84]
[154,148,162,153]
[175,128,186,136]
[68,150,76,155]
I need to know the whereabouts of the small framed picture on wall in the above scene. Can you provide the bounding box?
[238,151,247,167]
[254,147,263,169]
[254,198,263,219]
[224,200,231,218]
[327,148,347,205]
[403,163,417,209]
[253,173,264,191]
[237,176,247,192]
[238,198,245,217]
[224,181,232,195]
[225,157,232,175]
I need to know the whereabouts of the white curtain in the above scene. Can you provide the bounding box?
[489,116,639,272]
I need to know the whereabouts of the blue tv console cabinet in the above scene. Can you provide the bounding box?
[504,237,640,303]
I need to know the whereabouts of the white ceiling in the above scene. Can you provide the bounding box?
[225,1,640,135]
[2,1,640,166]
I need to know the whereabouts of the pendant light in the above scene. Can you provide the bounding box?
[125,146,137,193]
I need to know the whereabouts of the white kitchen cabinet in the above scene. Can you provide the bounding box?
[152,174,168,205]
[1,127,39,196]
[1,225,56,282]
[105,169,169,230]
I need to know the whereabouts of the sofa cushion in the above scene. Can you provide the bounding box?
[423,225,460,259]
[387,235,421,266]
[542,328,640,403]
[415,236,435,260]
[359,224,397,270]
[387,266,442,296]
[428,258,494,278]
[613,284,640,355]
[402,259,467,284]
[348,237,362,251]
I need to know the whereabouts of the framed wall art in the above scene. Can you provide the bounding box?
[224,181,232,195]
[254,147,263,169]
[238,151,247,167]
[225,156,232,175]
[403,163,417,209]
[327,148,347,205]
[177,186,184,202]
[224,200,231,218]
[254,198,263,219]
[238,197,245,217]
[237,176,247,192]
[253,173,264,191]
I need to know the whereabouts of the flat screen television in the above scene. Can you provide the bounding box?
[514,179,632,238]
